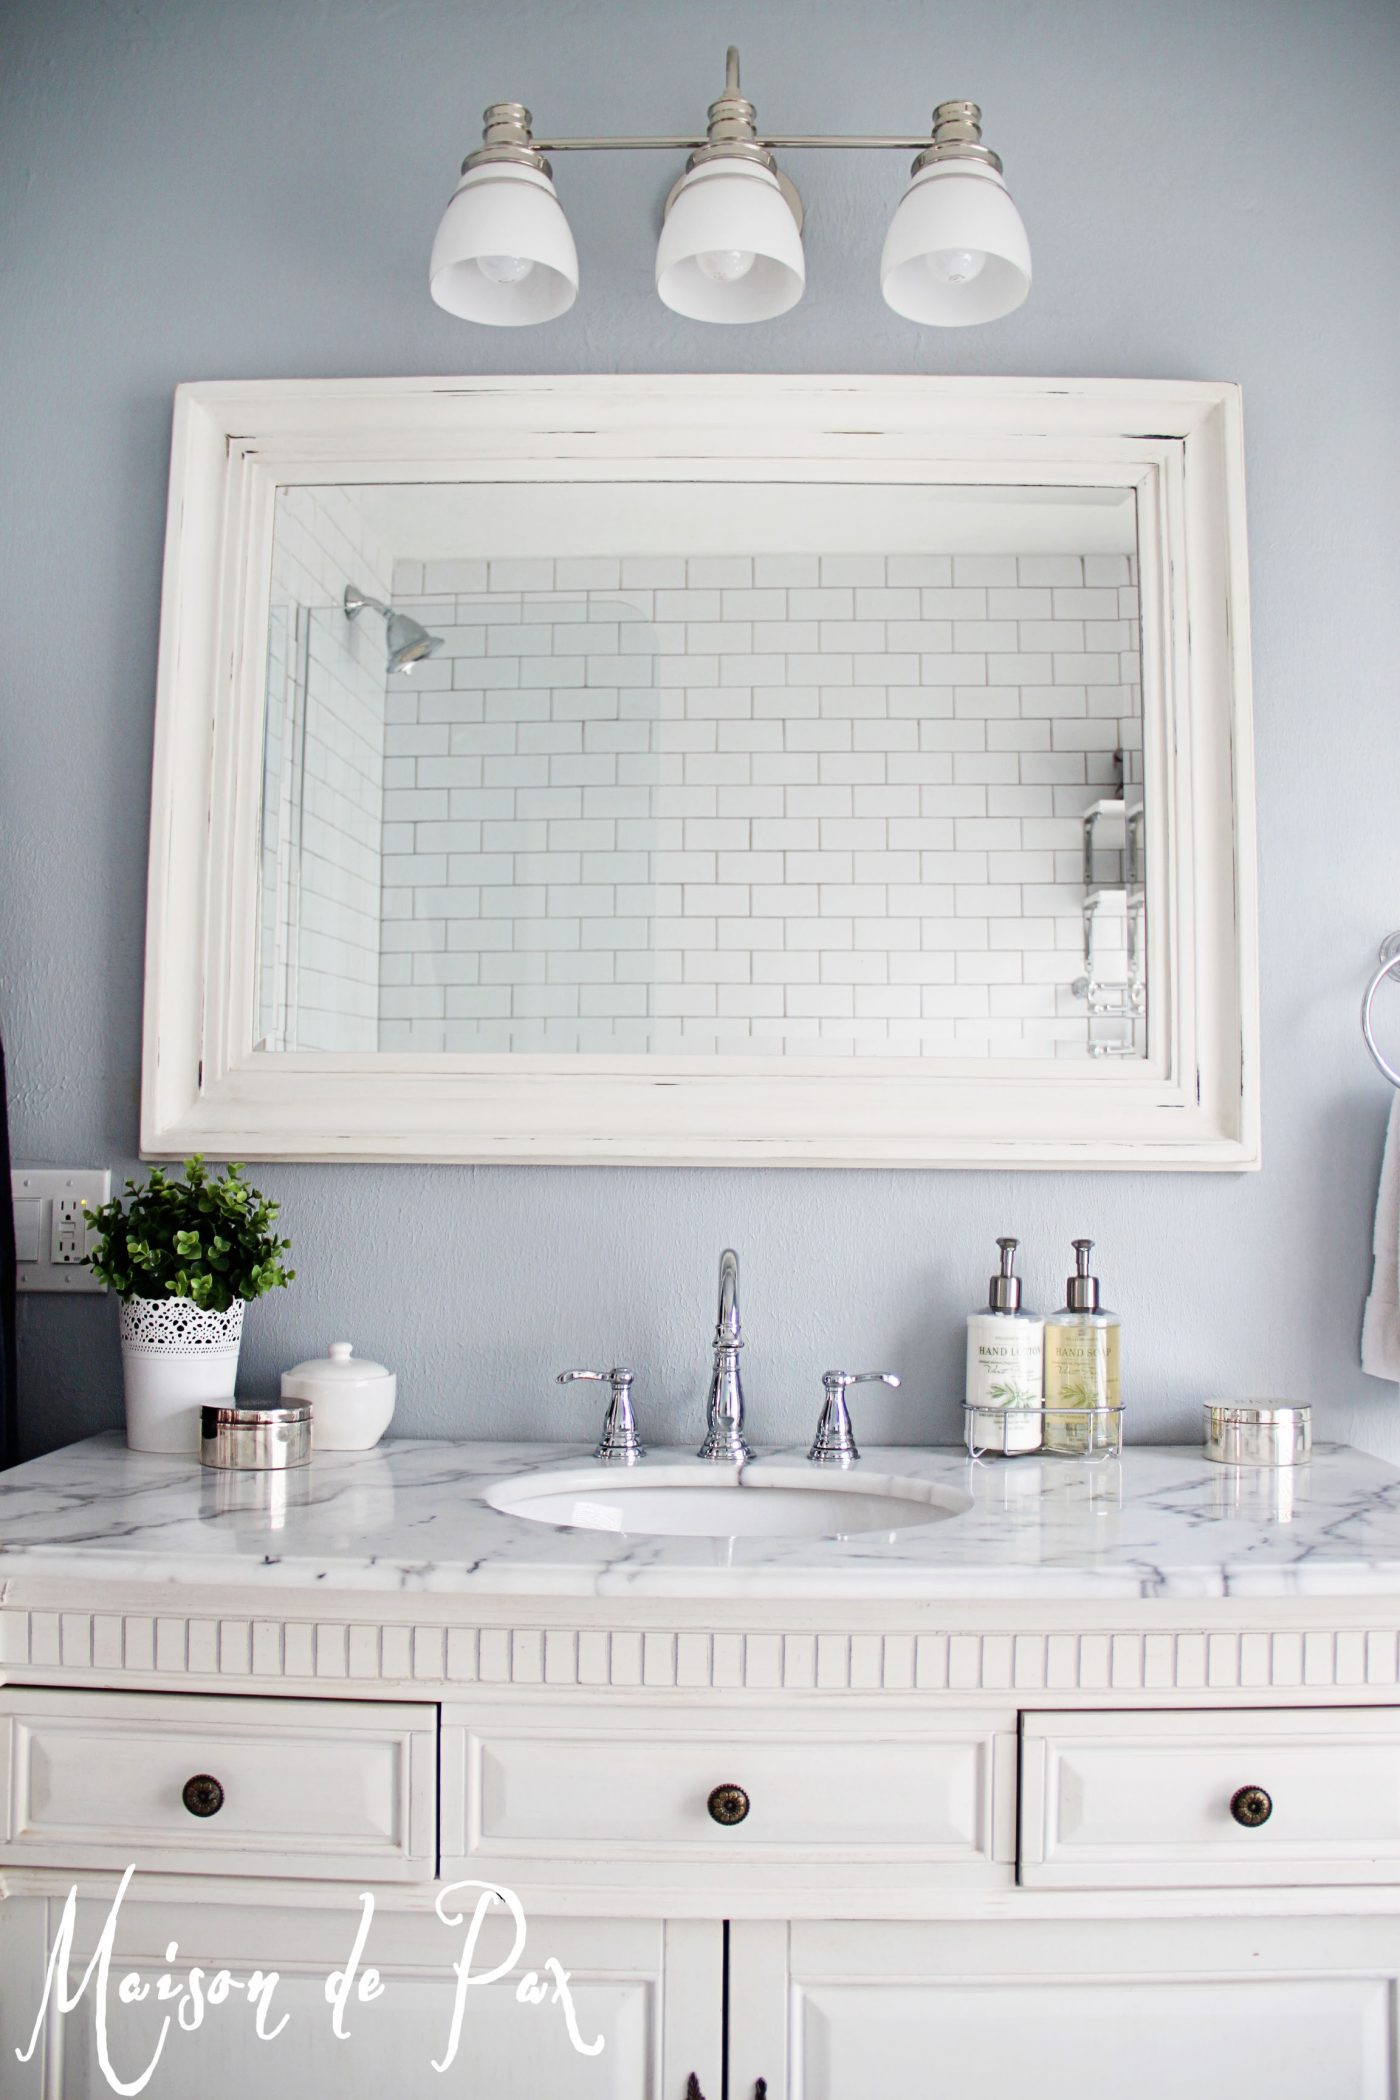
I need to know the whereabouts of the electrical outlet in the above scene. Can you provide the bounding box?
[11,1169,111,1292]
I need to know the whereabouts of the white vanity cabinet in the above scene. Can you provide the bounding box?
[730,1916,1400,2100]
[0,1882,710,2099]
[7,1439,1400,2098]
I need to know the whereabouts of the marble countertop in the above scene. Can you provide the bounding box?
[2,1433,1400,1603]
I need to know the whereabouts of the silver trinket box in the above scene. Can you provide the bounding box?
[200,1403,312,1471]
[1202,1401,1311,1468]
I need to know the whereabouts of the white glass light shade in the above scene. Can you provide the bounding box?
[429,164,578,326]
[656,161,804,323]
[881,160,1030,326]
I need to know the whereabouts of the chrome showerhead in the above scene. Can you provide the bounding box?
[384,610,443,674]
[343,583,444,676]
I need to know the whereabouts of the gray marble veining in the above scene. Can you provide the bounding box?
[4,1435,1400,1602]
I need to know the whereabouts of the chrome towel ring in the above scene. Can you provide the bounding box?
[1361,934,1400,1088]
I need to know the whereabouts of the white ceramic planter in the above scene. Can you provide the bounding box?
[119,1296,245,1454]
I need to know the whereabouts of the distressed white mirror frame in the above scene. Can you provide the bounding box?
[142,375,1257,1169]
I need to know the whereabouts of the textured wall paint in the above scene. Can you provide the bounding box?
[2,0,1399,1461]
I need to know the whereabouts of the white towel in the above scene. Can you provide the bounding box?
[1363,1095,1400,1380]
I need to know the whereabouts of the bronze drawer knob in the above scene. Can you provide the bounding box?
[1229,1783,1272,1828]
[706,1782,750,1827]
[182,1772,225,1818]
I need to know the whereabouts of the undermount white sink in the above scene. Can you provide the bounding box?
[484,1463,972,1540]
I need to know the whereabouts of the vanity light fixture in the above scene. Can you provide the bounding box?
[428,47,1030,328]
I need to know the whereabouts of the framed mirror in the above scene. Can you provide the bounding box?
[143,376,1257,1167]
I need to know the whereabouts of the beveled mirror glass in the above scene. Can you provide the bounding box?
[260,481,1145,1066]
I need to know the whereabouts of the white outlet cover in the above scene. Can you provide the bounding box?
[11,1169,111,1292]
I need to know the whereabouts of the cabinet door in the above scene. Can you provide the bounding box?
[0,1882,722,2099]
[729,1917,1400,2100]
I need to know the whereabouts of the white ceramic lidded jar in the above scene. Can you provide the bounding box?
[280,1342,396,1451]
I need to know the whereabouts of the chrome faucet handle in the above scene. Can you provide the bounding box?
[807,1370,900,1468]
[557,1367,646,1466]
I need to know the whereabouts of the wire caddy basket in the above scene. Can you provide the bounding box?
[963,1403,1125,1461]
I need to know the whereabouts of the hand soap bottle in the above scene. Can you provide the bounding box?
[1043,1239,1122,1454]
[965,1237,1044,1454]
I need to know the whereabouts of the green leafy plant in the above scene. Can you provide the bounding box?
[85,1158,294,1312]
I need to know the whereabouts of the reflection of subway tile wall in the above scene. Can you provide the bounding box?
[263,490,394,1051]
[379,553,1142,1058]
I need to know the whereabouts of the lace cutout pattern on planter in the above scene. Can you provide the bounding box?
[118,1297,245,1355]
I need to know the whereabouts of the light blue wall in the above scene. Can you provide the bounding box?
[4,0,1399,1460]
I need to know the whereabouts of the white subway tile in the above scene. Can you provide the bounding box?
[755,554,819,587]
[1017,555,1082,585]
[956,951,1024,984]
[786,850,855,883]
[820,555,885,586]
[751,884,819,918]
[853,654,920,686]
[687,556,753,588]
[754,952,821,985]
[485,559,552,592]
[417,820,486,852]
[717,915,786,950]
[953,555,1017,585]
[556,558,622,590]
[789,588,854,619]
[383,787,449,821]
[753,816,819,849]
[888,954,957,985]
[952,686,1020,719]
[717,851,784,882]
[986,719,1050,751]
[754,620,819,652]
[988,850,1055,883]
[854,850,921,883]
[1052,718,1121,751]
[821,952,893,985]
[723,589,786,618]
[622,557,687,587]
[853,719,918,752]
[855,588,920,618]
[1020,683,1085,718]
[687,620,753,653]
[424,559,488,593]
[720,653,786,688]
[888,555,952,586]
[853,917,920,951]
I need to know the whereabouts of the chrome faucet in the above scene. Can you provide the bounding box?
[697,1248,751,1463]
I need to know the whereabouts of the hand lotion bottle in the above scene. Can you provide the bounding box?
[1043,1239,1122,1454]
[965,1237,1044,1454]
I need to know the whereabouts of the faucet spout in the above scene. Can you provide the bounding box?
[715,1247,740,1346]
[698,1247,751,1463]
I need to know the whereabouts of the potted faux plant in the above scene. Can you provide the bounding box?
[85,1157,294,1454]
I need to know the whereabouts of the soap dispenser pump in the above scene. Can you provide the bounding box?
[1043,1239,1122,1454]
[965,1236,1045,1454]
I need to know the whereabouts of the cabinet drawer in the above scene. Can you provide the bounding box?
[0,1689,436,1881]
[1021,1707,1400,1888]
[442,1699,1015,1901]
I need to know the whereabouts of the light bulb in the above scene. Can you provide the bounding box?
[695,248,757,284]
[926,247,987,286]
[476,253,535,285]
